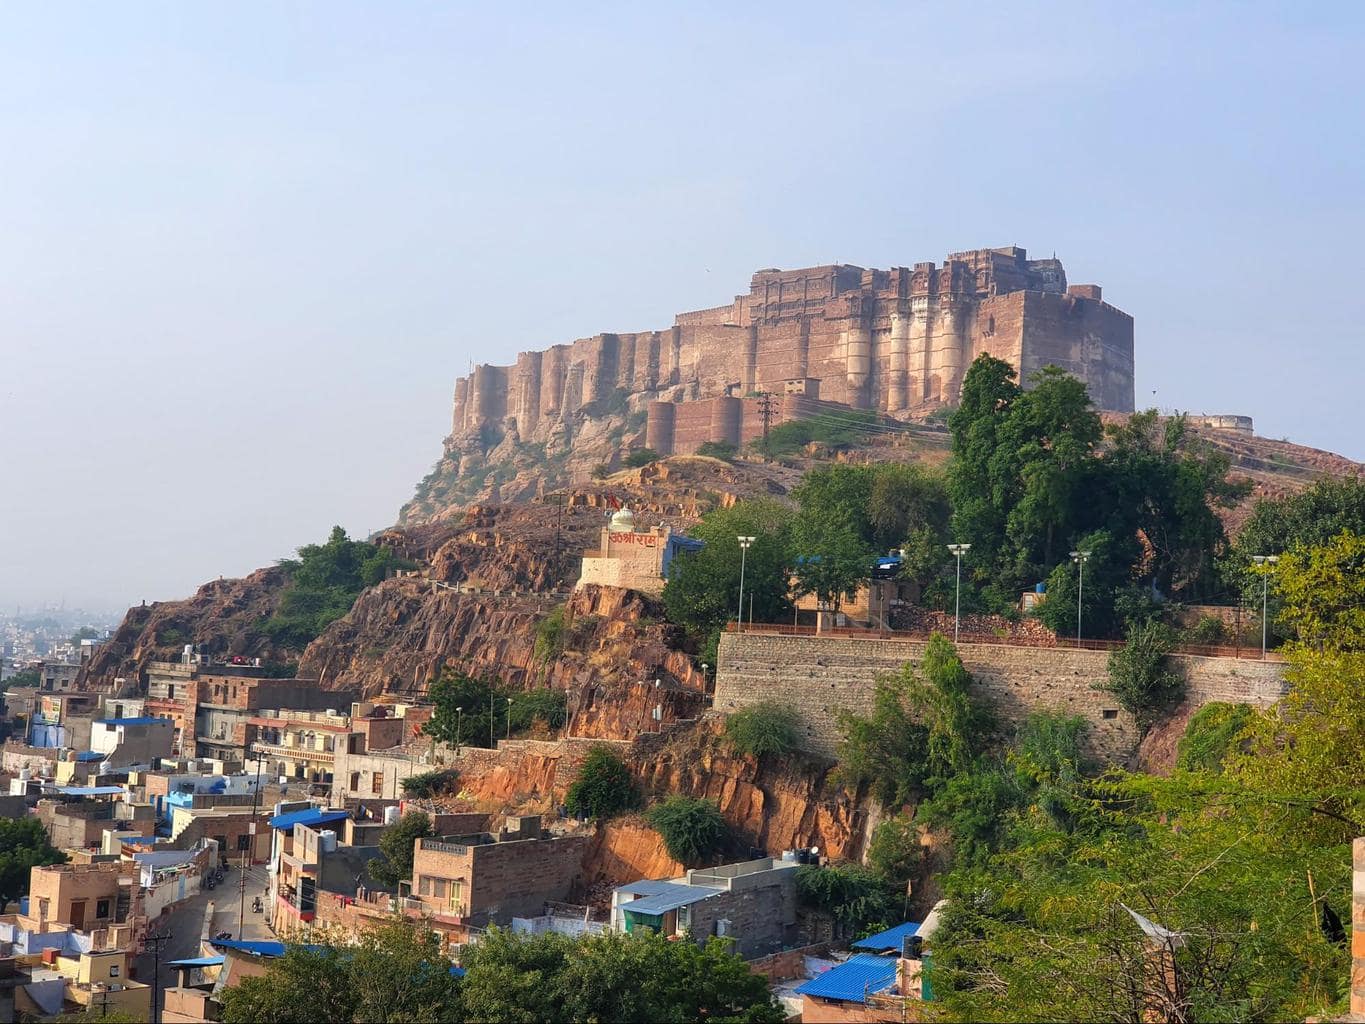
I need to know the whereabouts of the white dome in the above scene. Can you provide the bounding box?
[608,506,637,533]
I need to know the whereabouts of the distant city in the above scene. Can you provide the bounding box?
[1,608,119,680]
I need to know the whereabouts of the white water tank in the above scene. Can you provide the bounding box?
[383,805,401,825]
[186,759,198,772]
[319,830,337,853]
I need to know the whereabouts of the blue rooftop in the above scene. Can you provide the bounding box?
[267,807,350,831]
[619,883,719,915]
[167,956,224,968]
[795,953,897,1003]
[210,939,288,957]
[852,921,921,952]
[74,750,105,762]
[54,785,124,796]
[95,716,164,726]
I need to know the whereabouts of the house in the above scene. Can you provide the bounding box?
[793,910,944,1023]
[405,815,591,944]
[13,946,151,1020]
[328,702,436,804]
[272,816,383,936]
[247,708,351,784]
[612,856,800,958]
[27,693,98,749]
[576,507,704,596]
[18,861,140,950]
[89,716,174,769]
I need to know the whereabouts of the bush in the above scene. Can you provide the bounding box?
[866,814,920,884]
[794,864,898,936]
[1105,620,1185,729]
[367,811,431,887]
[695,440,737,461]
[591,463,611,480]
[565,746,637,821]
[400,768,459,799]
[508,688,567,733]
[1182,615,1225,645]
[647,796,728,865]
[534,605,567,663]
[724,702,800,759]
[624,447,660,468]
[1176,702,1254,774]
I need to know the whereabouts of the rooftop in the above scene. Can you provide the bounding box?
[852,921,921,953]
[795,953,897,1004]
[268,807,350,831]
[618,883,719,915]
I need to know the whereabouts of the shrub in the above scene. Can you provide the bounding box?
[1182,615,1225,645]
[534,605,567,663]
[647,796,728,865]
[508,688,567,733]
[866,814,920,884]
[724,702,800,759]
[1105,620,1185,729]
[367,811,431,886]
[624,447,660,468]
[695,440,737,461]
[794,864,898,936]
[565,746,637,821]
[591,463,611,480]
[400,768,459,799]
[1176,702,1254,774]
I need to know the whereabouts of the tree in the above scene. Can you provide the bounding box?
[258,526,411,648]
[647,796,728,865]
[695,440,737,461]
[0,817,66,909]
[423,668,498,748]
[866,814,920,885]
[1273,530,1365,650]
[400,769,460,799]
[347,918,463,1024]
[624,447,660,468]
[220,946,356,1024]
[1104,619,1184,729]
[836,633,991,807]
[662,499,793,664]
[367,811,432,887]
[794,864,899,937]
[724,701,800,759]
[790,465,877,612]
[563,745,636,821]
[458,927,574,1024]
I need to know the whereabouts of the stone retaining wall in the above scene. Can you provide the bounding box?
[715,633,1287,763]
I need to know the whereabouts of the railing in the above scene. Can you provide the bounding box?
[253,742,335,763]
[418,839,470,855]
[723,621,1286,661]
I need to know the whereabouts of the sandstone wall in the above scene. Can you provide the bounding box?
[714,633,1286,763]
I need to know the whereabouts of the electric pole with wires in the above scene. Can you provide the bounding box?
[757,391,775,443]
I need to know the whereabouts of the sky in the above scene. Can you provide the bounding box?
[1,2,1362,614]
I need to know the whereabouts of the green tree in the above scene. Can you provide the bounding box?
[400,769,460,799]
[0,817,66,908]
[662,499,793,664]
[367,811,432,887]
[836,633,991,807]
[258,526,410,647]
[624,447,660,468]
[563,745,637,821]
[1104,618,1184,729]
[347,918,463,1024]
[695,440,737,461]
[866,813,920,884]
[423,668,498,748]
[789,465,876,612]
[1273,530,1365,650]
[724,701,800,759]
[220,946,356,1024]
[507,688,567,733]
[7,667,39,687]
[647,796,728,865]
[794,864,899,937]
[458,927,573,1024]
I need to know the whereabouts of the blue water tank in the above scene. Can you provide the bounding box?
[1035,582,1046,594]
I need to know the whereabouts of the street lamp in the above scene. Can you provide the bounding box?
[1251,555,1280,658]
[1070,550,1092,643]
[505,697,514,741]
[736,536,756,634]
[455,706,463,756]
[946,544,971,643]
[489,692,496,748]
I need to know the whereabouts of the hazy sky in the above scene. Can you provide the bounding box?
[2,3,1362,614]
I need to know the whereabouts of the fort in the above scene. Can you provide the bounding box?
[446,246,1135,458]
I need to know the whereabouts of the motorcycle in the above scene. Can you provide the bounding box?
[252,897,263,913]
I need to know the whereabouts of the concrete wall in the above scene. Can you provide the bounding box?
[413,832,591,926]
[715,633,1287,763]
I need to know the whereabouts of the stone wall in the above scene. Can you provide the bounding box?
[714,633,1287,763]
[413,832,591,925]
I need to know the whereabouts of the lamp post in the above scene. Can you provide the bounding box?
[505,697,513,740]
[946,544,971,643]
[454,706,463,756]
[489,692,496,748]
[1070,550,1092,643]
[736,536,756,634]
[1251,555,1279,658]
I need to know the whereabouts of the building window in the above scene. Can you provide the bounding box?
[372,772,384,795]
[1102,709,1119,720]
[350,772,360,792]
[237,834,251,851]
[96,899,110,919]
[108,964,120,977]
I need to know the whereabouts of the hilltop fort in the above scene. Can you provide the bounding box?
[447,246,1134,460]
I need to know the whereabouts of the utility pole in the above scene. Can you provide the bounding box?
[145,933,170,1024]
[757,392,775,444]
[1251,555,1280,657]
[239,746,263,939]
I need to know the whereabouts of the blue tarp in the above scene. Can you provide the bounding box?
[449,966,465,978]
[795,953,897,1003]
[210,939,287,957]
[74,750,105,762]
[852,921,921,952]
[95,716,164,726]
[168,956,224,968]
[267,807,350,831]
[53,785,124,796]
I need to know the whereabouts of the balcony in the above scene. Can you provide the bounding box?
[254,742,334,764]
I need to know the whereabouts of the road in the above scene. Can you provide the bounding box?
[134,862,276,1017]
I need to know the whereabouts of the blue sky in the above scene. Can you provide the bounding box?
[1,2,1361,611]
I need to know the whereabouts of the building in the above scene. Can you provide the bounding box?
[27,693,98,750]
[89,716,174,769]
[247,708,351,783]
[405,815,590,943]
[36,796,155,853]
[14,947,151,1020]
[329,702,437,804]
[18,861,140,949]
[190,674,359,763]
[611,856,800,959]
[272,816,384,936]
[446,248,1133,467]
[576,508,703,596]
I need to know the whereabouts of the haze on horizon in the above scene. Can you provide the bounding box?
[2,2,1362,614]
